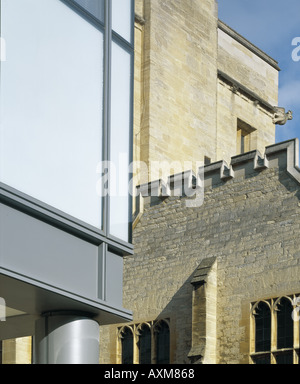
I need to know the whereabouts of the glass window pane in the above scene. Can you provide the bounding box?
[277,298,294,349]
[255,302,271,352]
[122,328,133,364]
[109,42,132,242]
[156,321,170,364]
[73,0,104,23]
[276,352,294,365]
[253,355,271,365]
[139,325,152,364]
[0,0,104,229]
[112,0,132,42]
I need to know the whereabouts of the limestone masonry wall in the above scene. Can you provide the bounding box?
[135,0,219,177]
[134,1,279,187]
[101,140,300,364]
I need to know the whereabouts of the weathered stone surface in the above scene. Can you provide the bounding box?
[101,140,300,364]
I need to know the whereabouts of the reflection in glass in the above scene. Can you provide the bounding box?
[112,0,132,42]
[73,0,104,22]
[109,41,131,242]
[0,0,104,228]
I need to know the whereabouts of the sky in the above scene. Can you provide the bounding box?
[218,0,300,148]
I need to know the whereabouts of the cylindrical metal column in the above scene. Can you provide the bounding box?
[34,312,100,364]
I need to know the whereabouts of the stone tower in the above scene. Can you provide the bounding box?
[134,0,219,183]
[134,0,279,187]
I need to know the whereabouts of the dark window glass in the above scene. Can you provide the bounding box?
[73,0,104,22]
[139,325,152,364]
[253,354,271,365]
[122,328,133,364]
[156,321,170,364]
[0,340,2,364]
[255,302,271,352]
[276,351,294,365]
[277,298,293,349]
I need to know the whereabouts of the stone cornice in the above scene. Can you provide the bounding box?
[218,20,280,71]
[218,70,276,113]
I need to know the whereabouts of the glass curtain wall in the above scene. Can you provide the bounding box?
[0,0,134,245]
[110,0,133,243]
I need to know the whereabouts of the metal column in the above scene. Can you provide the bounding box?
[34,312,100,364]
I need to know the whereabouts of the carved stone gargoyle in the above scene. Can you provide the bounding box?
[273,107,293,125]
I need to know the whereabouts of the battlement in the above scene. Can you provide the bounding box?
[136,139,300,204]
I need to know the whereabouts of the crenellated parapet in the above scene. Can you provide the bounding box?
[135,139,300,205]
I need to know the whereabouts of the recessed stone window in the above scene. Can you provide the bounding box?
[237,119,257,154]
[250,294,300,364]
[117,319,170,364]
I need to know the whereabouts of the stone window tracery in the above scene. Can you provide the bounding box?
[117,319,170,364]
[250,294,300,364]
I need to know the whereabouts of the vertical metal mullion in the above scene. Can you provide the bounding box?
[103,0,112,237]
[105,0,135,244]
[98,243,107,301]
[128,51,134,244]
[128,0,135,243]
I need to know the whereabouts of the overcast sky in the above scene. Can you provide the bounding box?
[218,0,300,148]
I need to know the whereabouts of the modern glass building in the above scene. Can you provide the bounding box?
[0,0,134,363]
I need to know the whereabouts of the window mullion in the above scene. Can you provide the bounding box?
[249,306,256,357]
[151,323,156,364]
[294,295,300,349]
[133,324,139,364]
[293,295,300,364]
[102,0,112,236]
[270,299,277,364]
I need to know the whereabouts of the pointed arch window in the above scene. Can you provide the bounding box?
[277,297,294,350]
[250,294,300,364]
[121,327,134,364]
[138,324,152,364]
[155,320,170,364]
[117,319,171,364]
[255,301,271,353]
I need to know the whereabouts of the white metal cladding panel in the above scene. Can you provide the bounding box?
[0,203,99,299]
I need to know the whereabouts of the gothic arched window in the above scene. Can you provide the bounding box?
[121,327,134,364]
[251,294,300,364]
[277,297,294,350]
[138,324,152,364]
[118,319,171,364]
[155,320,170,364]
[255,301,271,353]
